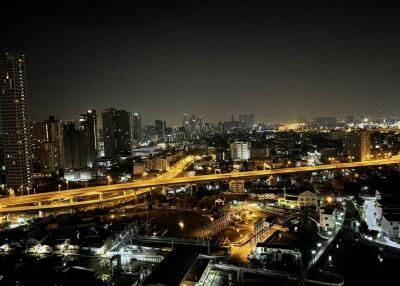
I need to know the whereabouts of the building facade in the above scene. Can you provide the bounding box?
[0,53,33,191]
[31,116,64,173]
[320,207,337,229]
[78,110,97,167]
[155,119,166,139]
[229,179,245,192]
[343,130,371,161]
[102,108,131,158]
[132,112,142,141]
[230,140,251,161]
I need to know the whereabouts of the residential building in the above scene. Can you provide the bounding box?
[78,110,98,167]
[229,179,245,192]
[230,140,251,161]
[31,116,64,173]
[0,53,33,191]
[239,114,255,129]
[254,216,276,234]
[320,206,337,229]
[102,108,131,158]
[278,190,319,209]
[381,214,400,237]
[343,130,371,161]
[251,242,302,265]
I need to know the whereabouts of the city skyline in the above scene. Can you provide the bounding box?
[2,2,400,125]
[2,2,400,285]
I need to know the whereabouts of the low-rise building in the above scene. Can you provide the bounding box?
[251,242,302,265]
[229,180,245,192]
[298,191,319,208]
[381,213,400,237]
[132,163,145,177]
[320,206,337,230]
[255,192,278,201]
[278,190,319,209]
[374,189,400,238]
[187,170,196,177]
[254,216,276,234]
[64,168,93,182]
[278,195,299,209]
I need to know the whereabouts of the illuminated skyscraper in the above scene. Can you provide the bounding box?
[0,53,33,191]
[182,113,203,138]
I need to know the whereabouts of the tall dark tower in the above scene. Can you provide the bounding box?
[0,53,33,192]
[79,110,98,167]
[132,112,142,141]
[102,108,131,158]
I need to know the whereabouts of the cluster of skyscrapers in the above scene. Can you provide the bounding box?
[0,53,148,191]
[0,52,373,193]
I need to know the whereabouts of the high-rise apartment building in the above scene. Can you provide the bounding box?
[230,140,251,161]
[239,114,255,129]
[0,53,33,191]
[343,130,371,161]
[78,110,97,167]
[63,122,82,169]
[132,113,142,141]
[155,119,166,139]
[31,116,64,173]
[102,108,131,158]
[182,113,203,138]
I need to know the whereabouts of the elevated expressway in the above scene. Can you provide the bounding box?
[1,156,400,214]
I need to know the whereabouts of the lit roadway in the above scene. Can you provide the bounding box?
[1,156,399,214]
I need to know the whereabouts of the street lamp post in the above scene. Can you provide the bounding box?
[66,180,69,190]
[58,184,61,192]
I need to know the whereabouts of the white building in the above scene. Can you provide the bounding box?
[381,214,400,237]
[278,191,319,209]
[64,168,93,182]
[250,242,302,264]
[230,140,251,161]
[320,207,337,229]
[298,191,319,208]
[307,150,321,166]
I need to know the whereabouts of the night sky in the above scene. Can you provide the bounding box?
[1,1,400,125]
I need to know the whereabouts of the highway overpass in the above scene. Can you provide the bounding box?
[1,156,399,214]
